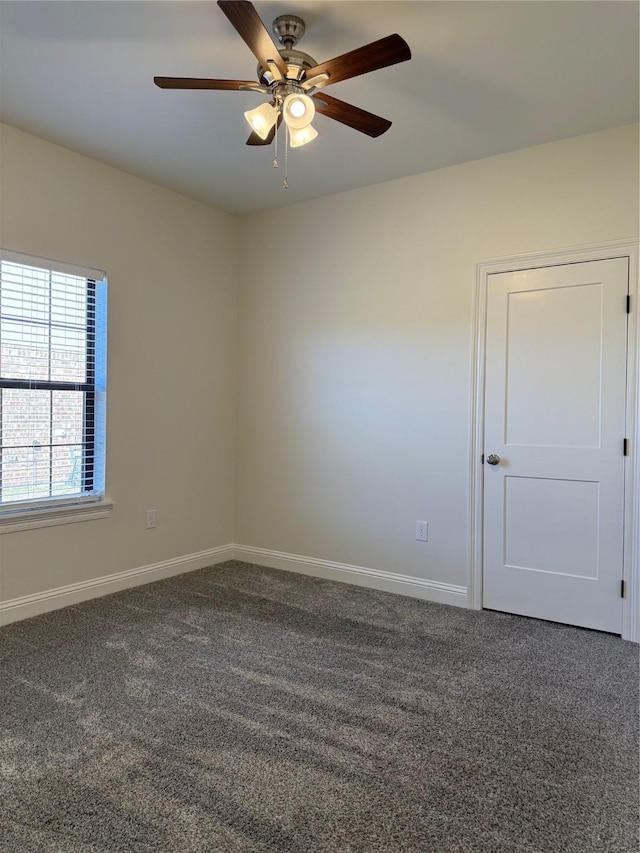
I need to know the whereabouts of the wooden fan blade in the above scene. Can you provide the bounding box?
[303,34,410,90]
[154,77,261,91]
[312,92,391,137]
[217,1,288,78]
[246,114,282,146]
[246,130,272,146]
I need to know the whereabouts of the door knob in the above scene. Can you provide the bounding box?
[486,454,500,465]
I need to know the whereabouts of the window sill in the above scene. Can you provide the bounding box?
[0,499,114,534]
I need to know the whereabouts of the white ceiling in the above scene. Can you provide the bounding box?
[1,1,638,216]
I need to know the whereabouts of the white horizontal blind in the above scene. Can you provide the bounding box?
[0,251,107,510]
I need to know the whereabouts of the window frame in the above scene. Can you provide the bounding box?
[0,249,111,533]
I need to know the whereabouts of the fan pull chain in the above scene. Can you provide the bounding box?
[283,128,289,189]
[273,112,279,169]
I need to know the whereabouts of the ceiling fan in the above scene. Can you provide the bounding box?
[154,0,411,157]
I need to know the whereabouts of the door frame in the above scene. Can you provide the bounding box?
[468,239,640,642]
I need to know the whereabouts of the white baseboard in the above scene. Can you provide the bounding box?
[233,545,468,608]
[0,543,467,626]
[0,545,234,625]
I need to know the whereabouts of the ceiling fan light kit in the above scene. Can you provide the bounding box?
[244,101,278,139]
[154,0,411,187]
[282,93,315,129]
[289,124,318,148]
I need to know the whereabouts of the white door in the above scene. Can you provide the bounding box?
[483,258,629,632]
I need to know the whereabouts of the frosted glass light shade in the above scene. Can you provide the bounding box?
[288,124,318,148]
[282,94,315,129]
[244,102,278,139]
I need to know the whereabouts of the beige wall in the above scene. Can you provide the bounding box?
[236,125,639,588]
[1,122,638,607]
[0,124,238,600]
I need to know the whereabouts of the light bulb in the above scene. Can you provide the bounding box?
[244,102,278,140]
[283,93,315,129]
[288,124,318,148]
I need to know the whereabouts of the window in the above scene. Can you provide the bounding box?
[0,250,107,519]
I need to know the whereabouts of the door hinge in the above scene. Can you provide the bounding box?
[624,438,629,456]
[626,294,631,314]
[621,579,626,598]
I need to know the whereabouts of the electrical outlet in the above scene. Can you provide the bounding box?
[415,521,428,542]
[146,509,157,529]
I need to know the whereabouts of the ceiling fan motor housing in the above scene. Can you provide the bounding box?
[257,48,317,87]
[256,16,317,89]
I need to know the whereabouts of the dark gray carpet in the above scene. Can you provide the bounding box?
[0,560,638,853]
